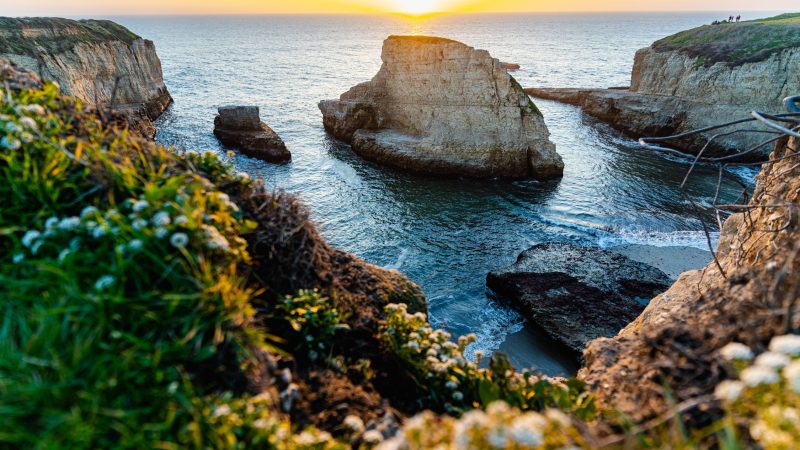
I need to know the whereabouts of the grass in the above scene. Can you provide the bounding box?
[0,18,140,57]
[651,12,800,67]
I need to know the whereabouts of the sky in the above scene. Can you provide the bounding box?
[2,0,797,16]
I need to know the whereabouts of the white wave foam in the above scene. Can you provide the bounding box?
[384,247,411,270]
[462,304,525,361]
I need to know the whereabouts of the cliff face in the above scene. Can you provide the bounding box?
[0,18,172,139]
[320,36,563,179]
[580,134,800,422]
[528,14,800,159]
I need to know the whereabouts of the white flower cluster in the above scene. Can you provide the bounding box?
[715,335,800,403]
[378,401,573,450]
[0,106,45,151]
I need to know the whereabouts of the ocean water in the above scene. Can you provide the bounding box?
[114,13,773,375]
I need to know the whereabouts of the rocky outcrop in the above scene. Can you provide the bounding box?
[527,14,800,159]
[580,134,800,422]
[486,243,672,357]
[213,106,291,163]
[0,17,172,139]
[319,36,563,180]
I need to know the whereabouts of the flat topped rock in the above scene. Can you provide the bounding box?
[319,35,563,180]
[486,243,672,358]
[213,106,291,163]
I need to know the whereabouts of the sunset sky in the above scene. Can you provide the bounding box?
[4,0,796,15]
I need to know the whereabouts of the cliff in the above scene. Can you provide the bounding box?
[527,13,800,159]
[320,36,563,179]
[0,17,172,139]
[580,132,800,422]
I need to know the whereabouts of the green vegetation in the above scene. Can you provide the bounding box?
[0,18,140,57]
[652,12,800,67]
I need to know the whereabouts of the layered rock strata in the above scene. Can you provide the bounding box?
[319,36,563,179]
[487,243,672,357]
[0,17,172,139]
[527,14,800,160]
[213,106,291,163]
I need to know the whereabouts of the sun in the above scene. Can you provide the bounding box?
[391,0,442,15]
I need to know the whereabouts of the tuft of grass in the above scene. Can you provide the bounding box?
[651,12,800,67]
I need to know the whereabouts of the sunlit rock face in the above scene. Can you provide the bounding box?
[319,35,563,179]
[0,18,172,139]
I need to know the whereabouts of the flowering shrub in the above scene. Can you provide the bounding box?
[278,289,350,361]
[714,335,800,448]
[381,303,595,417]
[377,401,586,450]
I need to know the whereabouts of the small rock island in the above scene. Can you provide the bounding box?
[213,106,291,163]
[320,35,563,179]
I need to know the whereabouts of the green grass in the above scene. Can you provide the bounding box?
[651,12,800,66]
[0,18,140,57]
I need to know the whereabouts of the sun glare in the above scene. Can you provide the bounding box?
[392,0,442,15]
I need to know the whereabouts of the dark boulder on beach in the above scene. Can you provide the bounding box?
[213,106,291,163]
[486,242,672,357]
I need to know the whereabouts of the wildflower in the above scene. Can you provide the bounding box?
[127,239,143,253]
[487,428,507,449]
[21,230,41,248]
[155,227,169,239]
[252,418,270,430]
[714,380,745,402]
[69,238,80,251]
[132,219,148,230]
[212,405,231,418]
[413,312,426,321]
[170,232,189,248]
[509,413,546,446]
[58,249,70,263]
[79,206,98,219]
[131,200,149,213]
[343,415,365,434]
[58,216,80,231]
[1,136,21,150]
[406,340,420,351]
[719,342,754,361]
[174,215,188,226]
[18,116,37,130]
[741,365,779,387]
[45,216,59,230]
[755,351,791,369]
[92,226,107,239]
[452,391,463,401]
[19,104,46,115]
[783,361,800,392]
[445,380,459,390]
[94,275,116,291]
[30,240,43,255]
[236,171,250,181]
[203,226,230,251]
[308,350,319,361]
[19,132,33,143]
[770,334,800,356]
[5,121,19,133]
[545,409,572,427]
[362,430,383,444]
[409,332,420,340]
[475,350,485,361]
[12,253,24,264]
[152,211,171,226]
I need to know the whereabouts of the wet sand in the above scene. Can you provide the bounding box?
[610,244,712,279]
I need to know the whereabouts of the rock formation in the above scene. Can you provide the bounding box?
[213,106,291,163]
[527,13,800,160]
[487,243,672,356]
[319,36,563,179]
[580,133,800,422]
[0,17,172,139]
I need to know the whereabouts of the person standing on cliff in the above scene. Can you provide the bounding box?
[736,15,741,22]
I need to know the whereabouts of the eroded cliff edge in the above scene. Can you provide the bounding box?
[580,133,800,422]
[527,13,800,159]
[320,36,563,179]
[0,17,172,139]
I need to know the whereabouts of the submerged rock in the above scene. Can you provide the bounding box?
[319,35,563,179]
[213,106,291,163]
[0,17,172,139]
[486,243,672,356]
[527,13,800,159]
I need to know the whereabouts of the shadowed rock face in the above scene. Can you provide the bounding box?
[319,35,563,180]
[0,18,172,139]
[213,106,291,163]
[487,243,672,357]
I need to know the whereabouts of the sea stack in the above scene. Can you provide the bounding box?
[0,18,172,139]
[213,106,291,163]
[319,36,563,179]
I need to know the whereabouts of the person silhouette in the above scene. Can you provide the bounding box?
[736,15,741,22]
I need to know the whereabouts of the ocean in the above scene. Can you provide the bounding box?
[112,12,774,375]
